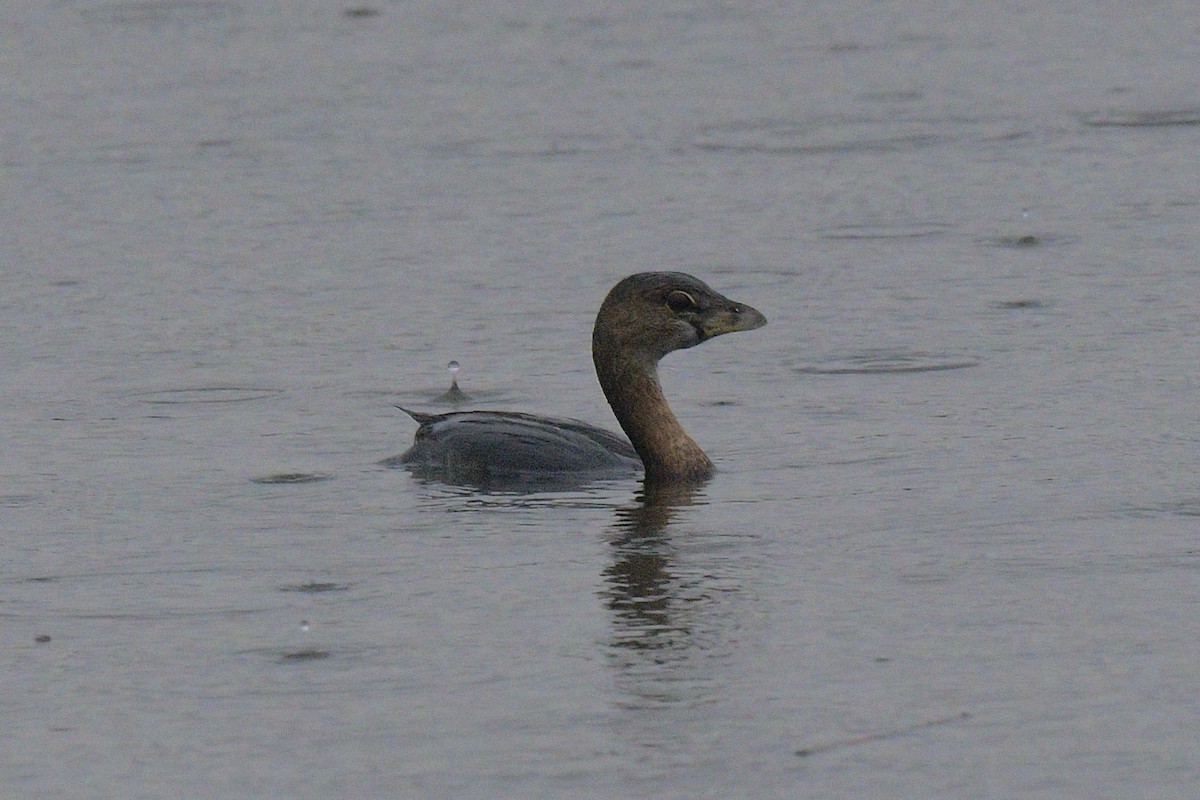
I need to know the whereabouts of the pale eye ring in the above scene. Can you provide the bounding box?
[665,291,696,312]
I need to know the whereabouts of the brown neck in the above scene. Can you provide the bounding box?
[593,344,713,482]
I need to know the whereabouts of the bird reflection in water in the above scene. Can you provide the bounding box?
[602,477,755,718]
[603,482,707,657]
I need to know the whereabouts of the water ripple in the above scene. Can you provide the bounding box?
[1082,108,1200,128]
[133,387,283,404]
[279,581,351,593]
[974,232,1080,248]
[692,119,943,156]
[251,473,333,485]
[1120,498,1200,518]
[818,222,951,240]
[795,348,979,375]
[691,115,1022,156]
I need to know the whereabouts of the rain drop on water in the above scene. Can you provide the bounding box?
[438,360,472,403]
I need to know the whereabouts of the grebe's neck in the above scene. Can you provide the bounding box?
[592,340,713,482]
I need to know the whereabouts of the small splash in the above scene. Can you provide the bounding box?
[436,360,473,404]
[796,349,979,375]
[134,387,282,404]
[250,472,332,485]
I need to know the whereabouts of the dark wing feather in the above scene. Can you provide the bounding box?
[389,409,640,481]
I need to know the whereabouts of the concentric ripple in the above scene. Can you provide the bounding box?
[795,348,979,375]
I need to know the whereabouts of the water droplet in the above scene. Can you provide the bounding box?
[438,360,472,403]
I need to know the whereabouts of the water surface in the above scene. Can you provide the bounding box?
[4,2,1200,798]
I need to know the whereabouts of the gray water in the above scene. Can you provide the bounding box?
[5,2,1200,798]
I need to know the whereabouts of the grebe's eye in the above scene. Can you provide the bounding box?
[665,290,696,312]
